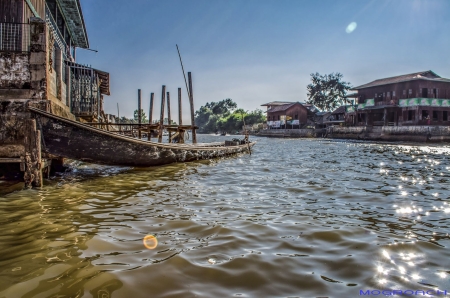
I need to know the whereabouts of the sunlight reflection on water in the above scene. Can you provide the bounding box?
[0,137,449,297]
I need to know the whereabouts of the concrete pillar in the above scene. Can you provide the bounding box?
[65,65,71,107]
[29,17,48,100]
[55,47,63,100]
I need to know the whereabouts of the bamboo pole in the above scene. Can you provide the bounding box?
[148,92,154,140]
[176,44,190,99]
[158,85,166,143]
[188,72,197,144]
[138,89,142,139]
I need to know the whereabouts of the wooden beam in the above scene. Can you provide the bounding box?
[0,158,23,163]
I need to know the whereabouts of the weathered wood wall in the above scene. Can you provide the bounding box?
[0,0,23,22]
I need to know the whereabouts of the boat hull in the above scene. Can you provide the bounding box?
[30,108,255,167]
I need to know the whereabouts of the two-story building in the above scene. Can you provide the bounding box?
[261,101,317,129]
[0,0,110,186]
[351,71,450,126]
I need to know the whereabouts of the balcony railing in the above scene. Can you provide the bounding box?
[45,4,69,60]
[0,23,30,52]
[67,61,100,117]
[374,99,398,106]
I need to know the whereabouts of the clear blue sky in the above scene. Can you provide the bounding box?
[77,0,450,120]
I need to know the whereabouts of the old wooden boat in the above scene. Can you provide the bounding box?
[29,107,255,167]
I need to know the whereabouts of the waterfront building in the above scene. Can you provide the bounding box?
[350,71,450,126]
[0,0,110,186]
[261,101,317,129]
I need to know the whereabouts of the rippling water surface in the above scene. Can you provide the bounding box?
[1,136,450,297]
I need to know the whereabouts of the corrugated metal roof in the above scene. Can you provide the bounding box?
[261,101,295,106]
[57,0,89,48]
[351,70,444,90]
[267,103,297,112]
[331,106,347,115]
[345,93,359,98]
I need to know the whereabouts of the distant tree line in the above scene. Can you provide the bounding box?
[195,99,266,133]
[118,110,175,125]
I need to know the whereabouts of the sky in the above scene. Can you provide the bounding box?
[76,0,450,122]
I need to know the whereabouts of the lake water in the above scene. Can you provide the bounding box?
[0,135,449,297]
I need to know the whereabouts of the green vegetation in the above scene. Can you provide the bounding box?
[133,109,148,123]
[306,72,352,111]
[195,99,266,133]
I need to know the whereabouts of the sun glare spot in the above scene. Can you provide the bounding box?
[346,22,357,33]
[143,235,158,250]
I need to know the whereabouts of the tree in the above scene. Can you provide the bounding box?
[306,72,351,112]
[194,99,265,133]
[134,109,148,123]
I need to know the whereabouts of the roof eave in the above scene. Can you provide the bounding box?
[57,0,89,49]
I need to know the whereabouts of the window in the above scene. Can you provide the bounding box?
[387,92,390,98]
[408,110,414,121]
[422,110,429,120]
[278,115,280,120]
[422,88,427,97]
[294,114,298,120]
[444,111,448,121]
[393,91,396,97]
[433,111,438,121]
[408,89,412,95]
[403,90,406,96]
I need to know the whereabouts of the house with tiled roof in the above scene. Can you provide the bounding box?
[349,71,450,126]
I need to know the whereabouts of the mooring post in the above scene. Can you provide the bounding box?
[117,103,121,133]
[148,92,154,140]
[188,72,197,144]
[178,87,183,143]
[24,119,42,188]
[178,88,183,126]
[167,91,172,142]
[138,89,142,139]
[158,86,166,143]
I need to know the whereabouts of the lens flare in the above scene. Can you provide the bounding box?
[143,235,158,249]
[346,22,357,33]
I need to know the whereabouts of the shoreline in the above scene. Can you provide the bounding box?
[255,125,450,143]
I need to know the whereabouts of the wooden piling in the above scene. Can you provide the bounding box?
[138,89,142,139]
[24,119,43,188]
[167,91,172,141]
[178,88,182,126]
[148,92,154,140]
[188,72,197,144]
[158,86,166,143]
[117,103,121,133]
[178,87,184,143]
